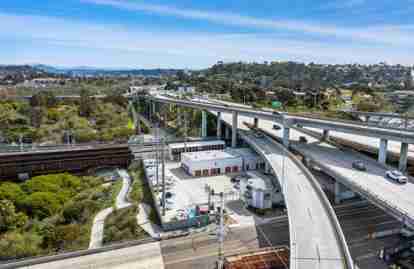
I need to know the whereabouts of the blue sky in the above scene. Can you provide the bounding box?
[2,0,414,68]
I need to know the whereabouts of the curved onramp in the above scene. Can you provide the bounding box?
[213,110,353,269]
[240,131,352,269]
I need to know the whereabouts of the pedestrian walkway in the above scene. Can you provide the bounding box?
[137,203,162,239]
[89,169,133,249]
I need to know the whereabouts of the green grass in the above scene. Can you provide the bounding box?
[110,179,123,208]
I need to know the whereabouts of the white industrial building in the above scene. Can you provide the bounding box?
[180,148,264,177]
[168,140,225,161]
[240,172,283,210]
[181,150,242,177]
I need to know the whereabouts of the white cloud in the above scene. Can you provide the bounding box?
[1,13,414,68]
[81,0,414,46]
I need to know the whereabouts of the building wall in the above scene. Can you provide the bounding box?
[182,156,243,177]
[242,156,264,171]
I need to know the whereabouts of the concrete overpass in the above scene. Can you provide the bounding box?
[292,141,414,229]
[214,112,353,269]
[216,106,414,232]
[136,94,414,171]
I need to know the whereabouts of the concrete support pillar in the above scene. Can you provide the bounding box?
[217,112,222,139]
[136,117,141,135]
[322,129,330,141]
[184,112,188,138]
[264,161,270,174]
[151,102,156,122]
[232,111,238,148]
[334,181,355,205]
[334,181,343,205]
[399,143,409,172]
[283,127,290,147]
[378,138,388,165]
[201,110,207,138]
[225,125,230,140]
[177,107,182,127]
[253,118,259,128]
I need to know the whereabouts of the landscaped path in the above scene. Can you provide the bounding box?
[89,169,132,249]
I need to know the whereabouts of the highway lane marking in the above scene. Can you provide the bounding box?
[307,207,313,223]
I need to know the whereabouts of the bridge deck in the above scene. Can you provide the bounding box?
[217,111,351,269]
[293,141,414,227]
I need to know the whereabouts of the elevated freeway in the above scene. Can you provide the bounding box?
[212,110,353,269]
[292,141,414,229]
[140,94,414,142]
[216,101,414,231]
[137,94,414,171]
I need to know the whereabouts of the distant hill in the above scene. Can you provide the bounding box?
[32,64,181,77]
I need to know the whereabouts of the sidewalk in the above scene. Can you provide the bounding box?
[89,169,133,249]
[137,203,162,240]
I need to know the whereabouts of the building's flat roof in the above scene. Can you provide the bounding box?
[169,140,225,149]
[182,150,239,162]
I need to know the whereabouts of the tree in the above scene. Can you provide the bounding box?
[0,183,24,205]
[0,200,28,232]
[79,88,93,117]
[22,192,61,219]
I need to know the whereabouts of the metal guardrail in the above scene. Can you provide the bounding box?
[290,112,414,133]
[0,142,125,154]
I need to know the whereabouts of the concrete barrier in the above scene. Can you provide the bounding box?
[258,128,355,269]
[0,238,155,269]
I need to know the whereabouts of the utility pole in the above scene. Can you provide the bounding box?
[155,124,159,187]
[217,192,225,269]
[19,134,23,152]
[161,137,166,216]
[184,111,188,154]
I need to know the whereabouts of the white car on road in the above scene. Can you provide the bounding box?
[386,170,408,184]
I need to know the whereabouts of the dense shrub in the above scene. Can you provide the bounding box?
[0,200,28,232]
[0,183,24,205]
[22,192,61,219]
[0,231,42,260]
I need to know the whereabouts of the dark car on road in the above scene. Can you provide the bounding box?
[352,160,366,171]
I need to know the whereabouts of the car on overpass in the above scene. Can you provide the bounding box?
[273,124,281,130]
[352,160,366,171]
[386,170,408,184]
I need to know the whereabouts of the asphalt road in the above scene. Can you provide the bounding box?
[239,130,348,269]
[256,200,402,269]
[293,142,414,226]
[161,225,259,269]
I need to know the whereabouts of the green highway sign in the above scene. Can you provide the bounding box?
[272,101,282,108]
